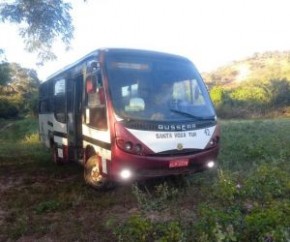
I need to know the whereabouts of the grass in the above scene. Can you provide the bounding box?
[0,119,135,241]
[0,118,290,241]
[219,119,290,170]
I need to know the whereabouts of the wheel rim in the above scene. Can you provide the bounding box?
[85,156,105,187]
[90,165,103,182]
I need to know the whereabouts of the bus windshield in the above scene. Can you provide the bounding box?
[106,55,216,121]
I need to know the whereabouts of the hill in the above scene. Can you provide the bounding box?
[202,51,290,88]
[201,51,290,118]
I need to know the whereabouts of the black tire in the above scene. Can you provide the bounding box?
[84,155,113,190]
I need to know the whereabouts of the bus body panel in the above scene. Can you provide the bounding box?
[110,139,219,181]
[39,113,53,148]
[126,125,217,152]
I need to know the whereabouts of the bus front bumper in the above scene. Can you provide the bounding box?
[109,145,219,182]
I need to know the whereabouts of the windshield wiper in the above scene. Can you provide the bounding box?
[169,108,215,121]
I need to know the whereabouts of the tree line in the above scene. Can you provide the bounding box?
[0,62,40,119]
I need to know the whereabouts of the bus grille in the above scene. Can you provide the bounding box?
[149,149,203,157]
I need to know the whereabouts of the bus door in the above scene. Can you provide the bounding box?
[84,63,107,131]
[67,74,83,161]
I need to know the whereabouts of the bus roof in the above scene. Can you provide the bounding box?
[45,48,191,81]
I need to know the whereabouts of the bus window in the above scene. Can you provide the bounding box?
[85,73,107,130]
[54,79,66,123]
[39,100,49,113]
[173,79,205,105]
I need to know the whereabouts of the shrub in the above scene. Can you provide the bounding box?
[113,214,185,242]
[0,98,19,118]
[193,162,290,241]
[132,182,179,212]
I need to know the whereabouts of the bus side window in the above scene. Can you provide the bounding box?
[85,73,107,130]
[39,100,49,113]
[54,78,66,123]
[39,82,50,114]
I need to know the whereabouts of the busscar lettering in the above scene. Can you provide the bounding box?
[157,123,196,131]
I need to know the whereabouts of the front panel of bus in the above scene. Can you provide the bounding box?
[103,50,220,181]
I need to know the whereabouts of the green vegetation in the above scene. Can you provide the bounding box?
[203,51,290,119]
[0,118,289,241]
[0,119,135,241]
[0,62,39,118]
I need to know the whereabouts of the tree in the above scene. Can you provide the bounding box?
[210,86,225,107]
[0,0,74,64]
[8,63,40,95]
[0,62,40,117]
[0,62,10,86]
[268,79,290,107]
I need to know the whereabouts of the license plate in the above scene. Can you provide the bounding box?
[169,159,189,168]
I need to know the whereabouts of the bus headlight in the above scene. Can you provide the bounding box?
[134,144,142,153]
[125,141,133,151]
[120,169,132,179]
[115,122,146,155]
[117,139,143,155]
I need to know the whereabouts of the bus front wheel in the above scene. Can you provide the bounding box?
[84,155,110,190]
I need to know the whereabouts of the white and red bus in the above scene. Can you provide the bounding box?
[39,48,220,189]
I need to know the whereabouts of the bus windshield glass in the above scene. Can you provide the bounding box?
[106,54,216,121]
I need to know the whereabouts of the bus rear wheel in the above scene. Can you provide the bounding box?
[84,155,111,190]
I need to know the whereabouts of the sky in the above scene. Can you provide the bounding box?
[0,0,290,80]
